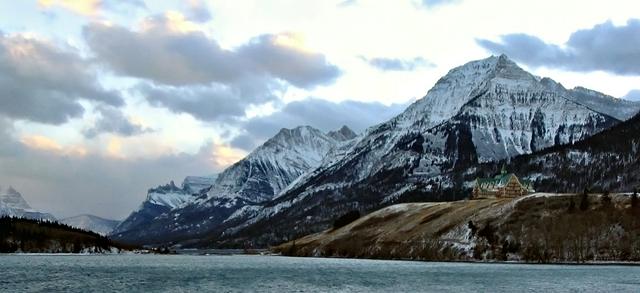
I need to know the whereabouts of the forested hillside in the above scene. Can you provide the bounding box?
[0,217,132,253]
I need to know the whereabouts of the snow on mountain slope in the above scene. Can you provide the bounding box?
[211,55,632,247]
[205,126,350,203]
[111,177,216,235]
[112,126,357,244]
[182,175,218,194]
[114,55,638,248]
[0,186,56,221]
[566,86,640,121]
[60,214,120,236]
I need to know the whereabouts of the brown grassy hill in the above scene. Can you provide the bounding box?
[274,192,640,263]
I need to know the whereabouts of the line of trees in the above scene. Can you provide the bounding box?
[0,216,125,253]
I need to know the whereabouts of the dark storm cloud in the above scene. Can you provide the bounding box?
[623,90,640,102]
[82,106,153,138]
[83,17,340,88]
[364,56,435,71]
[0,33,123,124]
[230,98,409,150]
[477,19,640,75]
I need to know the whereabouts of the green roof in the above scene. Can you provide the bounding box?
[474,169,534,192]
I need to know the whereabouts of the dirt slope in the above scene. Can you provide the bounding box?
[275,193,640,262]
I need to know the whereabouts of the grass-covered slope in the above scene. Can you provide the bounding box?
[275,193,640,263]
[0,217,133,253]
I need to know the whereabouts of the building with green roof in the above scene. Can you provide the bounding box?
[472,165,534,199]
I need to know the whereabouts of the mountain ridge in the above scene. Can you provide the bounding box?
[202,55,640,247]
[112,125,358,245]
[112,55,640,248]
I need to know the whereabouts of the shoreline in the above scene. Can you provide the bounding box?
[4,251,640,266]
[272,254,640,266]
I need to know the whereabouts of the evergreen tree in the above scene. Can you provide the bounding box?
[568,198,576,212]
[601,190,612,207]
[579,188,590,211]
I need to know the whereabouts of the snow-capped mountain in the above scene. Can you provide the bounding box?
[60,214,121,236]
[209,55,640,247]
[0,186,56,221]
[111,126,357,244]
[111,175,217,235]
[471,110,640,193]
[113,55,640,247]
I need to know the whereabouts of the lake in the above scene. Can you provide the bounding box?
[1,254,639,292]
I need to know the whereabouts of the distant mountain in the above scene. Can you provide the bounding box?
[0,186,55,221]
[112,126,357,245]
[60,214,120,236]
[111,175,217,236]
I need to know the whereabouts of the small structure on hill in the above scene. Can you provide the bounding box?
[472,166,534,199]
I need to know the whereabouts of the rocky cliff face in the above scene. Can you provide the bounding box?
[471,110,640,194]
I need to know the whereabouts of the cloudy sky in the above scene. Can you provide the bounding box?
[0,0,639,219]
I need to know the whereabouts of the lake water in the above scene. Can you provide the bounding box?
[1,254,639,292]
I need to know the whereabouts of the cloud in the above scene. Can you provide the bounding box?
[337,0,358,8]
[83,15,340,88]
[418,0,462,8]
[623,90,640,102]
[185,0,212,23]
[83,106,153,138]
[38,0,147,16]
[38,0,101,16]
[230,98,409,150]
[0,32,123,124]
[0,133,240,219]
[363,56,435,71]
[20,135,87,157]
[238,33,341,88]
[135,81,282,122]
[0,118,22,156]
[477,19,640,75]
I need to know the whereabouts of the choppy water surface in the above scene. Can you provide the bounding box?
[1,254,639,292]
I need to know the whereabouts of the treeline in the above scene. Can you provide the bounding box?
[471,192,640,263]
[0,217,132,253]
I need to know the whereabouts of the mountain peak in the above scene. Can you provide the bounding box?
[1,186,55,221]
[327,125,357,141]
[1,186,31,210]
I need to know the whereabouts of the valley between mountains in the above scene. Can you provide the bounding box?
[109,54,640,253]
